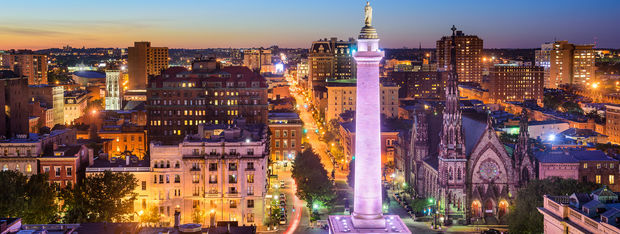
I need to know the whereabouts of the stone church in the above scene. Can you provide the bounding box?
[410,27,535,225]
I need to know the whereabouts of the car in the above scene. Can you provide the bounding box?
[279,200,286,206]
[280,180,285,188]
[279,193,286,200]
[279,217,287,225]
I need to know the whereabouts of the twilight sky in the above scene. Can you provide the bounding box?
[1,0,619,50]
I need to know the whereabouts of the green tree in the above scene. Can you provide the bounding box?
[61,171,138,223]
[508,178,598,233]
[292,146,336,211]
[0,171,58,224]
[141,206,161,224]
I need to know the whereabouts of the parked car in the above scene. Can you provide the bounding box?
[280,180,286,188]
[279,200,286,206]
[279,193,286,201]
[279,216,287,225]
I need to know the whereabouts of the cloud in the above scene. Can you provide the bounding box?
[0,26,69,36]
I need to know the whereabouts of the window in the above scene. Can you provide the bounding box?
[596,175,602,184]
[291,140,296,148]
[192,175,199,183]
[583,163,588,169]
[229,175,237,184]
[55,167,61,177]
[291,130,296,137]
[247,199,254,208]
[66,167,72,177]
[597,164,601,169]
[229,163,237,171]
[611,164,615,169]
[247,213,254,223]
[247,174,255,183]
[283,140,288,148]
[247,185,254,195]
[611,175,616,184]
[26,164,32,173]
[209,175,217,184]
[209,163,217,171]
[166,175,170,183]
[159,175,164,184]
[283,130,288,137]
[230,200,237,208]
[247,148,254,155]
[142,181,147,190]
[275,140,280,148]
[275,130,280,138]
[175,161,180,168]
[247,162,254,170]
[174,175,181,183]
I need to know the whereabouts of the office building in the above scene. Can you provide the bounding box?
[535,43,553,88]
[0,70,29,138]
[128,42,169,90]
[388,71,446,100]
[606,104,620,144]
[325,79,399,121]
[149,123,268,227]
[436,26,483,84]
[487,64,544,104]
[105,70,122,110]
[308,37,356,98]
[147,65,268,144]
[548,41,595,88]
[0,51,48,85]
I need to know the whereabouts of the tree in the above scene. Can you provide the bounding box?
[61,171,138,223]
[192,207,205,224]
[141,206,161,225]
[292,146,336,211]
[347,159,355,188]
[508,178,598,233]
[0,171,58,224]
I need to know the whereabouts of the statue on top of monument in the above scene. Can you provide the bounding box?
[364,1,372,26]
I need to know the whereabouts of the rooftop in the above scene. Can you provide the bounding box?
[535,150,616,163]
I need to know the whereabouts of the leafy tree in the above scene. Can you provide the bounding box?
[347,159,355,188]
[292,146,336,211]
[192,207,204,224]
[61,171,138,223]
[508,178,598,233]
[0,171,58,224]
[141,206,161,224]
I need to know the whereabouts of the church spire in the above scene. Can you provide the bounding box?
[440,25,464,158]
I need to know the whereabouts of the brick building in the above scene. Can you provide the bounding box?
[268,112,302,162]
[0,70,29,138]
[536,150,620,191]
[147,64,268,144]
[436,27,483,84]
[39,144,91,188]
[387,71,446,100]
[486,64,544,104]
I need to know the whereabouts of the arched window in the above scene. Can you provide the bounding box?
[26,164,32,173]
[457,167,462,180]
[159,161,164,168]
[167,160,170,168]
[175,161,180,168]
[448,167,453,180]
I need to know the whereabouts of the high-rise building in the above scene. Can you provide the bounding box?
[436,27,483,84]
[387,71,446,100]
[146,64,268,144]
[0,70,29,138]
[308,37,356,95]
[535,42,553,87]
[242,49,271,72]
[128,42,169,90]
[547,41,595,88]
[0,51,48,85]
[329,3,410,233]
[105,70,122,110]
[325,80,399,121]
[487,64,544,104]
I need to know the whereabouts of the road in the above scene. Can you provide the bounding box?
[289,87,348,182]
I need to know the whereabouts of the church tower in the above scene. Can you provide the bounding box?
[514,109,535,185]
[437,25,467,224]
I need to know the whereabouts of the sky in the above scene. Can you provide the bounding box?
[1,0,619,50]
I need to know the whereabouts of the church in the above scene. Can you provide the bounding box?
[410,27,536,225]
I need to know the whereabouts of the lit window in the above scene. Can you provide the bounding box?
[596,175,602,184]
[610,175,615,185]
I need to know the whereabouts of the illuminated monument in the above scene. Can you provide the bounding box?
[328,2,410,233]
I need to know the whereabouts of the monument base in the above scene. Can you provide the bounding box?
[328,215,411,234]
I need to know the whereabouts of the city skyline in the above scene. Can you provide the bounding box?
[1,0,620,50]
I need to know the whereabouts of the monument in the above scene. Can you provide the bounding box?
[328,2,411,233]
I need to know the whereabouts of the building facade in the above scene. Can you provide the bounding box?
[0,72,29,138]
[535,42,553,88]
[436,27,483,84]
[606,104,620,144]
[39,144,91,188]
[388,71,446,100]
[267,112,302,162]
[98,124,147,160]
[0,52,48,85]
[325,80,398,121]
[64,90,88,125]
[146,66,268,144]
[242,49,271,72]
[149,123,268,227]
[128,42,169,90]
[548,41,595,88]
[105,70,122,110]
[487,64,544,104]
[29,85,65,126]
